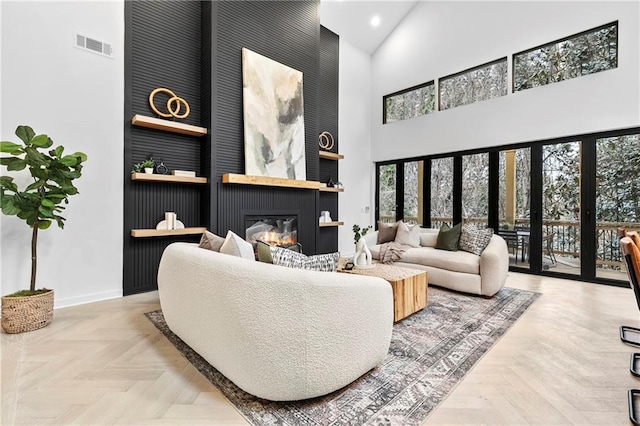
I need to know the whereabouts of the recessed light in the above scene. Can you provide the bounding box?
[371,15,381,27]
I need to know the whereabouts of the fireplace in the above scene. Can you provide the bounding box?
[245,214,298,249]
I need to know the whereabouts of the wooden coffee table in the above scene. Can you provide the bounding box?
[338,261,428,322]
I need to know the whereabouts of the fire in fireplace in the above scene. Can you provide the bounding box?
[245,215,298,249]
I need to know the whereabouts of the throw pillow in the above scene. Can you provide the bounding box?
[301,251,340,272]
[394,221,421,247]
[377,221,399,244]
[270,246,306,268]
[270,247,340,272]
[435,223,462,251]
[257,241,303,263]
[198,230,225,252]
[256,240,273,263]
[220,230,255,260]
[459,224,494,255]
[419,232,438,247]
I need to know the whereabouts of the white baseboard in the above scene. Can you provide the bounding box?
[54,290,122,309]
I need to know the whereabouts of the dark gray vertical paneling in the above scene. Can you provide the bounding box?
[318,26,340,252]
[124,0,338,293]
[124,1,205,295]
[212,1,320,180]
[201,1,213,231]
[210,1,322,255]
[218,185,317,254]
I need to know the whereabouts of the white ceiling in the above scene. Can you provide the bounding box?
[320,0,418,55]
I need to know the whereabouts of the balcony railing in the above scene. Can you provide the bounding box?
[378,215,638,270]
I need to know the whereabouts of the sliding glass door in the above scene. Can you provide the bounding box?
[403,161,424,225]
[462,153,489,228]
[499,148,531,269]
[378,164,397,224]
[374,126,639,286]
[542,141,581,275]
[431,157,454,228]
[595,133,640,280]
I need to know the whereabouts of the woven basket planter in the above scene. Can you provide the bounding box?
[1,290,54,334]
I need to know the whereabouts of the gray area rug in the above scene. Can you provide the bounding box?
[145,286,540,425]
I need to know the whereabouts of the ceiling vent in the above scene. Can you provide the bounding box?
[75,33,113,58]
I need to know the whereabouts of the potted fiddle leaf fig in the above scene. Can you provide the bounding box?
[0,125,87,333]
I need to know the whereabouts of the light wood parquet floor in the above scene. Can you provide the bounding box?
[2,272,639,425]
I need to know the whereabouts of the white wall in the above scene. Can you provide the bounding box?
[0,1,124,308]
[371,1,640,161]
[337,39,375,254]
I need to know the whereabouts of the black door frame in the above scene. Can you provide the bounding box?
[374,125,640,288]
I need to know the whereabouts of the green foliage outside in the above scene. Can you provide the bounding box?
[385,85,435,123]
[378,164,397,219]
[514,24,617,92]
[440,60,508,110]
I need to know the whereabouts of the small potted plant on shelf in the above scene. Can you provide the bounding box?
[0,125,87,333]
[132,158,155,174]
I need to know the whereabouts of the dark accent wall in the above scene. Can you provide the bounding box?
[207,1,323,254]
[124,1,206,295]
[124,1,339,294]
[318,26,340,254]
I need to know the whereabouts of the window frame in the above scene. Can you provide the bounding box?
[512,21,618,93]
[382,80,435,124]
[438,57,508,111]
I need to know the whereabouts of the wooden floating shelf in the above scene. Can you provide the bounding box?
[319,151,344,160]
[319,221,344,227]
[319,186,344,193]
[131,114,207,136]
[131,173,207,184]
[222,173,320,190]
[131,227,207,238]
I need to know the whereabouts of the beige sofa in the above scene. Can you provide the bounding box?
[364,228,509,297]
[157,242,394,401]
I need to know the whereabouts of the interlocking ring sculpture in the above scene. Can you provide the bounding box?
[318,131,335,151]
[148,88,190,119]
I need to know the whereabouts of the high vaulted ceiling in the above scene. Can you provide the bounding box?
[320,0,418,55]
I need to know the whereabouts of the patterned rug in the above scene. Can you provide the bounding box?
[145,286,540,425]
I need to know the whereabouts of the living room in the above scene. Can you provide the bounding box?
[2,0,639,425]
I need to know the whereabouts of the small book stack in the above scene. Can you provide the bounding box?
[172,170,196,177]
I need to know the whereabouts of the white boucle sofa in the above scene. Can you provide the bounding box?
[364,228,509,297]
[157,242,394,401]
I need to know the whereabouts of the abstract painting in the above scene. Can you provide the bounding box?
[242,47,306,180]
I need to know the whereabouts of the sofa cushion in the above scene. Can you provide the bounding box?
[435,223,462,251]
[395,221,421,247]
[271,247,339,272]
[198,230,225,252]
[377,221,399,244]
[459,224,494,255]
[419,230,438,247]
[401,247,480,275]
[257,240,303,263]
[220,231,255,260]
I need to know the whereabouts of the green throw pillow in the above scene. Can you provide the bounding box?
[257,240,303,264]
[257,240,273,263]
[435,223,462,251]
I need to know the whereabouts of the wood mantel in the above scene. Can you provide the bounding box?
[222,173,321,190]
